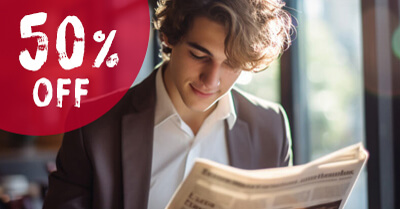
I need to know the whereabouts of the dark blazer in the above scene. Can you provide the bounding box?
[43,70,292,209]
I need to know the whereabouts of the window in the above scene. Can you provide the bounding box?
[299,0,367,208]
[235,61,280,103]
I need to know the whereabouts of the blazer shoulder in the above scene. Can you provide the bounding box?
[231,87,284,118]
[67,70,157,149]
[78,70,157,125]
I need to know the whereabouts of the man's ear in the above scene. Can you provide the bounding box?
[161,33,173,49]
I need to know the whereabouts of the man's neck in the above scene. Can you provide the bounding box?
[176,101,217,135]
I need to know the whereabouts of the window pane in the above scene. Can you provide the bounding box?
[235,60,280,103]
[301,0,367,208]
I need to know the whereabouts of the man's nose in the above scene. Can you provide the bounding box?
[200,62,220,89]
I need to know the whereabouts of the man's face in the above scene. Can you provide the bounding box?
[163,16,242,113]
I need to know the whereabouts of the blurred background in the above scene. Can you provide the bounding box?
[0,0,399,208]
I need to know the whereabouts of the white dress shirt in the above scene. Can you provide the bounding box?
[148,68,237,209]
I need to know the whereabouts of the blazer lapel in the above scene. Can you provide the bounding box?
[121,70,157,209]
[226,118,254,169]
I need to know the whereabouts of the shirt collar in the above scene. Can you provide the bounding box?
[154,66,237,130]
[154,66,179,127]
[212,89,237,130]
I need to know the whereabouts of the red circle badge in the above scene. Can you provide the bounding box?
[0,0,150,135]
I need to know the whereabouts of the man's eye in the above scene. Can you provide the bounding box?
[190,51,206,60]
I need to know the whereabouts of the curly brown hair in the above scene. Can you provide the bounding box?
[153,0,294,72]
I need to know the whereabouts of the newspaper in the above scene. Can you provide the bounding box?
[166,143,368,209]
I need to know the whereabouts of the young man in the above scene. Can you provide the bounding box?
[43,0,293,208]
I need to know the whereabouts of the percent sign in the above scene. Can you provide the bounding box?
[93,30,119,68]
[19,12,119,71]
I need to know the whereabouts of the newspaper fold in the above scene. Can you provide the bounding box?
[166,143,368,209]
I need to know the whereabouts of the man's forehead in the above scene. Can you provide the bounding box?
[184,17,227,58]
[186,17,226,43]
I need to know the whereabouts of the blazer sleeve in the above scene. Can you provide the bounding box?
[43,128,93,209]
[278,104,293,167]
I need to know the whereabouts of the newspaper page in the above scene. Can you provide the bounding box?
[166,143,368,209]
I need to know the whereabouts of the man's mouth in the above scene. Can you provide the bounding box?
[190,84,217,98]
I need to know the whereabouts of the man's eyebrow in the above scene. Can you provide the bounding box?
[186,42,212,56]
